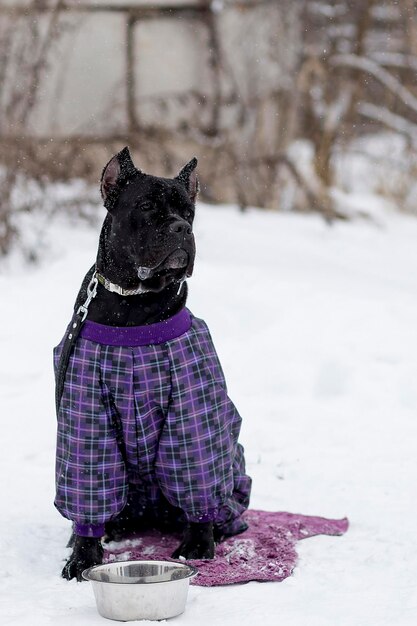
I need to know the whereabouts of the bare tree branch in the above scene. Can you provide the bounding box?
[358,102,417,142]
[331,53,417,117]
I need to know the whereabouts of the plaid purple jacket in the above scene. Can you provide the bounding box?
[54,309,251,537]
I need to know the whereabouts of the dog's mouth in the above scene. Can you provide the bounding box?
[136,249,189,293]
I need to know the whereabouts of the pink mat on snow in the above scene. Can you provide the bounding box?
[104,509,349,586]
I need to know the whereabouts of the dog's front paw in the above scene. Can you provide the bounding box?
[62,536,103,582]
[171,522,215,560]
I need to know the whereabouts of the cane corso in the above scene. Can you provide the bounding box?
[55,148,251,581]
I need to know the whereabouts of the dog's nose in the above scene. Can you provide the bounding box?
[169,220,192,236]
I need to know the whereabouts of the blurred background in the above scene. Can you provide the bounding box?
[1,4,417,624]
[2,0,417,258]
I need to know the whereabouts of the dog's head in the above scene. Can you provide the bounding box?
[97,147,198,293]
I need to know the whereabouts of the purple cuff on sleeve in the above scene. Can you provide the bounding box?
[75,522,105,538]
[185,510,218,523]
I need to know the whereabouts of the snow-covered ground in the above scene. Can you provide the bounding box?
[1,202,416,625]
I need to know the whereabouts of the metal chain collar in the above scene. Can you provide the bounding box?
[95,270,185,297]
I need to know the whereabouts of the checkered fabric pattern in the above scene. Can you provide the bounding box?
[54,312,251,536]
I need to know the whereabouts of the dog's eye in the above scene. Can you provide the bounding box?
[139,202,153,212]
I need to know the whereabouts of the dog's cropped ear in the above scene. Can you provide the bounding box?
[100,146,138,209]
[175,157,199,204]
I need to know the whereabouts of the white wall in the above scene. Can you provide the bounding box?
[0,1,299,140]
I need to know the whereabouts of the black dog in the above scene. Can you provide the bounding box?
[56,148,251,581]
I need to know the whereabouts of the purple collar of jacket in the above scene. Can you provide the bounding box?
[79,307,192,347]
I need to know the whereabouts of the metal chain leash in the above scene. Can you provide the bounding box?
[76,272,99,323]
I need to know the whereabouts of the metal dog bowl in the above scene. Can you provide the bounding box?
[82,560,198,622]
